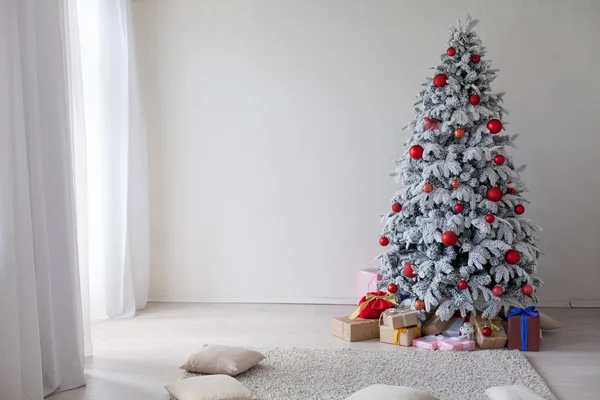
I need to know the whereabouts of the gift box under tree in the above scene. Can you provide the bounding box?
[380,325,421,347]
[507,307,540,351]
[470,314,507,349]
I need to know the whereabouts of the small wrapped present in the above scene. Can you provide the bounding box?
[379,307,418,329]
[441,317,464,337]
[357,268,382,302]
[349,291,398,320]
[412,335,444,350]
[469,314,507,349]
[422,314,450,336]
[439,336,475,351]
[380,325,421,347]
[507,307,540,351]
[332,317,380,342]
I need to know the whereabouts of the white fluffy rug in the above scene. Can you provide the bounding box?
[177,347,556,400]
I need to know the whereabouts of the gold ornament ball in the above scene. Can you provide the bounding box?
[454,127,465,138]
[452,177,459,190]
[423,182,433,193]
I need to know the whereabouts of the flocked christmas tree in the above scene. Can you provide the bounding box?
[379,16,542,321]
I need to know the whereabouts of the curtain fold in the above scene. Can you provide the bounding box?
[0,0,86,398]
[70,0,149,320]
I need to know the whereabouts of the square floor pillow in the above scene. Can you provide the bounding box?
[485,385,545,400]
[165,375,252,400]
[346,384,439,400]
[180,345,265,376]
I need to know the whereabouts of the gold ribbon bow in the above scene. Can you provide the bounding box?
[349,292,399,320]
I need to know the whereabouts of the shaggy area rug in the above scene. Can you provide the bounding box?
[175,347,556,400]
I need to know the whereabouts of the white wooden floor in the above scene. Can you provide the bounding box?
[49,303,600,400]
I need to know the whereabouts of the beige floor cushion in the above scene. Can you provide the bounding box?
[539,312,563,330]
[180,345,265,376]
[346,384,439,400]
[165,375,252,400]
[485,385,545,400]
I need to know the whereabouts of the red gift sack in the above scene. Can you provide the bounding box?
[349,291,398,319]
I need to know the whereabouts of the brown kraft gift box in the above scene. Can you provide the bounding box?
[422,314,450,336]
[469,314,507,349]
[332,317,380,342]
[379,308,419,329]
[507,313,540,351]
[380,325,421,346]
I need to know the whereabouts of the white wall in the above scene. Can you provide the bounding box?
[133,0,600,305]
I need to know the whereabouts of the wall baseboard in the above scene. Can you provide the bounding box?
[149,297,584,308]
[570,300,600,308]
[148,296,358,305]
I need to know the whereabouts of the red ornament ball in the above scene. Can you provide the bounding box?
[387,283,398,294]
[423,182,433,193]
[379,237,389,247]
[391,202,402,213]
[471,54,481,63]
[482,327,492,337]
[454,127,465,138]
[494,155,505,165]
[469,94,481,105]
[515,204,525,215]
[522,284,534,296]
[441,231,458,246]
[485,214,495,223]
[403,264,417,278]
[446,47,456,56]
[433,73,448,87]
[492,285,504,297]
[487,187,503,202]
[508,187,517,194]
[454,204,464,213]
[505,249,521,264]
[415,299,425,311]
[409,145,424,159]
[458,280,468,290]
[487,119,503,134]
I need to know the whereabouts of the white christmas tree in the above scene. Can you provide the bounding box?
[379,16,542,320]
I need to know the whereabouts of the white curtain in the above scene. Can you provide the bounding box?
[0,0,85,398]
[69,0,149,322]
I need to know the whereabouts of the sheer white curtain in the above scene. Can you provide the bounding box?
[0,0,85,398]
[69,0,149,323]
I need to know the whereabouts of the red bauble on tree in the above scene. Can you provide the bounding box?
[469,94,480,105]
[403,263,417,278]
[379,237,389,247]
[454,127,465,138]
[423,182,433,193]
[387,283,398,294]
[482,327,492,337]
[487,119,503,134]
[494,154,505,165]
[458,280,468,290]
[409,145,424,159]
[433,73,447,87]
[454,204,464,213]
[505,249,521,264]
[471,54,480,63]
[414,299,425,310]
[487,187,503,202]
[446,47,456,56]
[485,214,495,223]
[441,231,458,246]
[514,204,525,215]
[508,187,517,194]
[391,202,402,213]
[492,285,504,297]
[522,284,534,296]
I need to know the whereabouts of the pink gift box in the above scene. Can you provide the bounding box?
[439,336,475,351]
[412,335,444,350]
[357,268,382,302]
